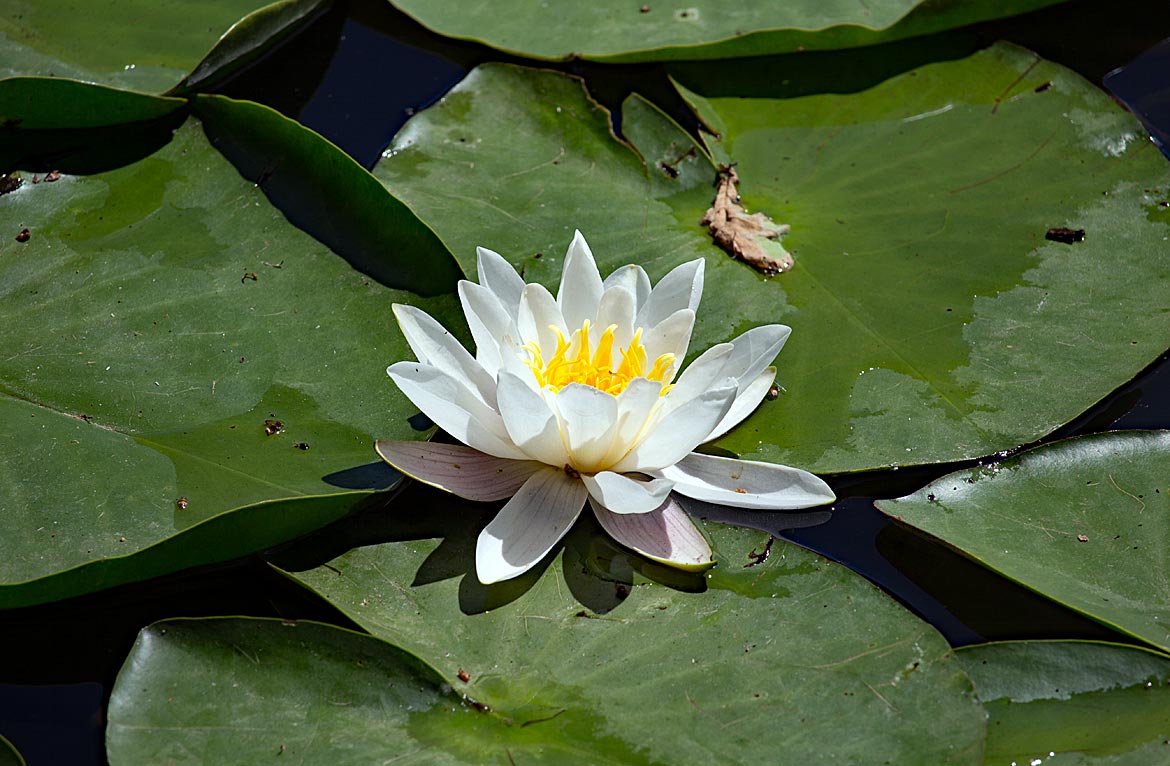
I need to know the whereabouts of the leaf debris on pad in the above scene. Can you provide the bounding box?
[700,165,793,275]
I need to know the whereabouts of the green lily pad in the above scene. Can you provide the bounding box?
[0,114,460,607]
[0,736,24,766]
[386,0,1064,62]
[957,641,1170,764]
[283,518,986,764]
[0,0,320,93]
[877,432,1170,653]
[376,48,1170,474]
[0,78,188,173]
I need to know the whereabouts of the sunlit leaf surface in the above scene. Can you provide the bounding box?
[283,521,986,764]
[386,0,1064,61]
[0,114,459,607]
[957,641,1170,764]
[878,432,1170,653]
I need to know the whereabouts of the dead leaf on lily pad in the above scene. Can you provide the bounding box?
[700,165,793,275]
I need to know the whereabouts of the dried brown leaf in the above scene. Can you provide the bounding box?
[700,166,792,275]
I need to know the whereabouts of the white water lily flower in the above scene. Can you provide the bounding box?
[378,231,835,584]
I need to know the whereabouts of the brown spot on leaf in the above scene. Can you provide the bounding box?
[457,669,471,682]
[700,166,792,275]
[241,271,258,283]
[15,228,30,242]
[176,496,189,510]
[0,174,22,195]
[1045,227,1085,244]
[264,419,284,435]
[1077,534,1089,542]
[44,169,61,182]
[293,442,310,450]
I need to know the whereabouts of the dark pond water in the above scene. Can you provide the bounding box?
[3,0,1170,763]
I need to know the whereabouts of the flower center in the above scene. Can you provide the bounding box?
[523,319,675,396]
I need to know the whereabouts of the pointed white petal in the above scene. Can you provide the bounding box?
[722,324,791,391]
[661,452,836,509]
[476,466,587,583]
[375,441,541,501]
[662,343,732,412]
[497,371,568,466]
[582,471,674,514]
[387,362,525,460]
[552,383,618,473]
[612,377,664,453]
[591,496,713,570]
[393,304,497,408]
[557,230,604,330]
[517,283,568,353]
[706,366,775,441]
[594,283,637,355]
[476,246,525,315]
[635,258,704,329]
[602,263,651,311]
[458,280,516,378]
[612,382,737,473]
[642,308,695,376]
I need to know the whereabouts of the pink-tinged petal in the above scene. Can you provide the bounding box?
[476,246,525,315]
[392,304,497,408]
[590,496,713,570]
[375,441,541,501]
[517,282,567,353]
[557,230,603,329]
[602,263,651,311]
[660,452,836,510]
[552,383,618,473]
[476,466,587,583]
[458,280,516,378]
[612,382,737,473]
[642,308,695,376]
[722,324,791,392]
[497,371,568,466]
[387,362,526,460]
[582,471,674,514]
[635,258,704,329]
[706,366,776,441]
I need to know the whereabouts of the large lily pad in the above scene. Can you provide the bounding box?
[957,641,1170,764]
[386,0,1064,62]
[0,113,460,607]
[0,0,311,92]
[376,48,1170,474]
[877,432,1170,653]
[283,518,986,764]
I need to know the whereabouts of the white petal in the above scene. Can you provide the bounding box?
[642,308,695,375]
[552,383,618,473]
[517,283,567,353]
[612,382,737,473]
[497,371,568,466]
[722,324,791,392]
[662,343,732,412]
[458,280,516,379]
[635,258,704,329]
[602,263,651,311]
[557,230,604,329]
[387,362,525,460]
[612,377,665,453]
[476,246,525,315]
[375,441,541,501]
[476,466,587,583]
[706,366,775,441]
[591,496,713,570]
[660,452,836,509]
[582,471,674,514]
[393,304,497,408]
[594,283,637,355]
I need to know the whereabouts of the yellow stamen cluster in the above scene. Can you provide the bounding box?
[524,319,675,396]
